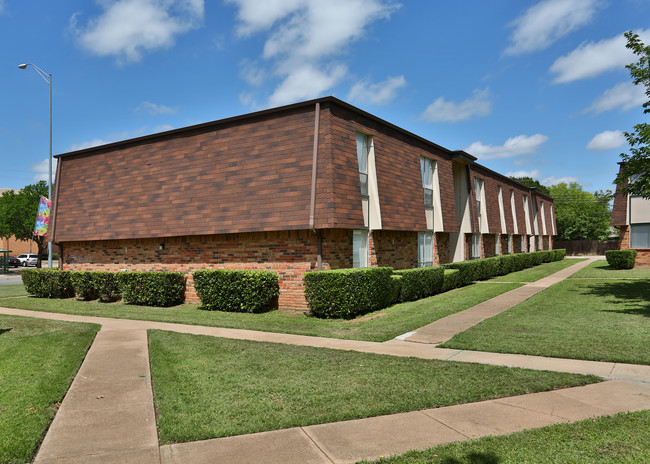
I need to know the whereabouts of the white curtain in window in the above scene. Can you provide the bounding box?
[631,224,650,249]
[353,230,368,268]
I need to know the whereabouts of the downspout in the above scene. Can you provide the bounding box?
[309,102,322,271]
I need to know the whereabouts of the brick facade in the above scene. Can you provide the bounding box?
[370,230,418,269]
[618,225,650,267]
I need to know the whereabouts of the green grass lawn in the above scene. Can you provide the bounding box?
[359,410,650,464]
[148,330,599,445]
[441,279,650,364]
[0,283,520,342]
[0,315,99,464]
[570,259,650,279]
[486,258,586,282]
[0,284,28,298]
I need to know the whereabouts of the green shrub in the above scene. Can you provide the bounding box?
[94,272,122,302]
[441,261,478,287]
[116,271,186,307]
[194,269,279,313]
[441,269,460,292]
[393,266,444,302]
[474,257,499,280]
[303,267,394,319]
[70,271,100,300]
[496,254,514,276]
[21,269,75,298]
[390,275,402,305]
[605,250,637,269]
[552,249,566,261]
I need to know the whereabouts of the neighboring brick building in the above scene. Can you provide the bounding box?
[50,97,556,310]
[612,163,650,267]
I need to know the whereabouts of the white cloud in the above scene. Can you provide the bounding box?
[268,64,347,107]
[505,0,600,56]
[506,169,541,179]
[421,88,492,123]
[135,101,177,115]
[586,130,626,151]
[584,81,646,114]
[465,134,549,160]
[348,75,406,105]
[29,158,59,183]
[227,0,400,106]
[152,124,174,133]
[68,138,111,151]
[70,0,204,63]
[550,29,650,83]
[239,59,267,86]
[542,175,580,185]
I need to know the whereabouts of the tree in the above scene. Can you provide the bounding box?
[0,181,49,267]
[509,176,551,196]
[548,182,612,241]
[614,31,650,198]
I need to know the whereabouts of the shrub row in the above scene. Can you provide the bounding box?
[304,250,566,319]
[22,269,185,307]
[193,269,279,313]
[605,250,637,269]
[303,267,394,319]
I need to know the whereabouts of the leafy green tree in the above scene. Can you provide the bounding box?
[549,182,612,241]
[0,181,49,267]
[615,31,650,198]
[509,176,551,196]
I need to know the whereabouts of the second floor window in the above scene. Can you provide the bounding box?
[420,157,434,208]
[356,133,370,197]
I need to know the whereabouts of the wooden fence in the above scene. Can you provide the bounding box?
[553,239,620,256]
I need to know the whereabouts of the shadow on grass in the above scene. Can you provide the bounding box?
[440,452,500,464]
[581,280,650,318]
[0,328,11,335]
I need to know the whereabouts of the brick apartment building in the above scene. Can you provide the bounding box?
[612,163,650,267]
[50,97,556,310]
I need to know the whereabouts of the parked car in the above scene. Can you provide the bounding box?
[16,253,38,267]
[4,256,21,268]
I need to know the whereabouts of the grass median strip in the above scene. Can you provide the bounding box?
[441,279,650,365]
[0,315,99,464]
[359,410,650,464]
[0,284,28,298]
[148,330,600,445]
[570,259,650,279]
[486,258,586,283]
[1,282,520,342]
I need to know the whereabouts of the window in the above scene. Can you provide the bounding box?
[474,178,483,220]
[631,224,650,249]
[356,133,370,197]
[418,231,433,267]
[420,157,434,208]
[508,235,513,254]
[353,230,368,268]
[472,234,481,259]
[521,235,526,252]
[495,234,500,255]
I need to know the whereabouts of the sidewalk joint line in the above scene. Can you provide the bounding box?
[299,427,336,464]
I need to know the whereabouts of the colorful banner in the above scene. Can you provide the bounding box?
[34,196,51,237]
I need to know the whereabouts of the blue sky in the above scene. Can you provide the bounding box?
[1,0,649,194]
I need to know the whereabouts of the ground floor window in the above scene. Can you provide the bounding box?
[418,231,433,267]
[630,224,650,249]
[353,230,369,268]
[521,235,526,252]
[508,235,513,254]
[471,234,481,259]
[495,234,500,255]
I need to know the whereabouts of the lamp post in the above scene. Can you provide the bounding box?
[18,62,53,268]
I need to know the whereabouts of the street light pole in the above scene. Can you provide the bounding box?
[18,63,53,268]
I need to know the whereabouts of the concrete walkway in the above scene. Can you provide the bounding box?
[1,255,649,463]
[404,256,600,345]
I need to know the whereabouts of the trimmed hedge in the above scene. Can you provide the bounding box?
[117,271,185,307]
[304,267,394,319]
[70,271,100,300]
[441,269,460,292]
[193,269,279,313]
[95,272,122,303]
[393,266,444,302]
[390,275,402,305]
[21,269,75,298]
[605,250,637,269]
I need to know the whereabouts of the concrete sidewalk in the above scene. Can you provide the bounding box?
[2,255,649,463]
[404,256,600,345]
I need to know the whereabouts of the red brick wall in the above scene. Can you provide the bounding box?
[435,232,450,264]
[62,230,325,310]
[370,230,418,269]
[619,225,650,266]
[482,234,497,258]
[500,234,510,254]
